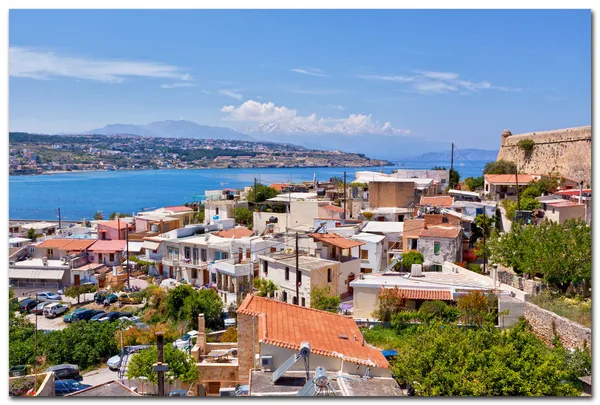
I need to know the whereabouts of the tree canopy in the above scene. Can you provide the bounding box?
[126,344,199,385]
[165,284,224,330]
[483,160,517,175]
[449,168,460,189]
[463,176,484,191]
[247,183,279,203]
[310,286,340,313]
[400,251,424,271]
[233,207,253,228]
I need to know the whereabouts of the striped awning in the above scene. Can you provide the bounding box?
[392,288,453,301]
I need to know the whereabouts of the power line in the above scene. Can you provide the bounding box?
[452,145,485,173]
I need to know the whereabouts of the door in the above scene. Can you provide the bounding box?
[74,275,80,285]
[203,270,209,285]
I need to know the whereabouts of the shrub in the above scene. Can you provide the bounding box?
[373,286,408,322]
[310,286,340,313]
[220,327,238,343]
[401,251,424,271]
[518,139,535,159]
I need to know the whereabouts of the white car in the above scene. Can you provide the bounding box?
[37,292,61,301]
[43,303,68,318]
[107,345,149,371]
[224,318,236,327]
[174,330,198,350]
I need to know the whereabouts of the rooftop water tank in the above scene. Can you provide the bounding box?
[269,216,278,224]
[195,226,205,235]
[213,215,219,220]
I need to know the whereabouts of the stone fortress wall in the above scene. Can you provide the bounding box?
[496,126,592,186]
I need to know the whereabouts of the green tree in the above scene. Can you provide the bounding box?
[521,177,559,199]
[310,286,340,313]
[93,210,104,221]
[26,228,37,242]
[456,290,498,326]
[502,197,540,221]
[166,285,223,330]
[372,286,409,322]
[400,251,424,271]
[126,345,199,385]
[64,284,97,305]
[431,166,446,170]
[253,279,277,298]
[109,212,117,220]
[418,300,461,323]
[247,183,279,203]
[330,176,344,186]
[233,207,253,227]
[449,168,460,189]
[463,176,484,191]
[483,159,518,175]
[220,327,238,343]
[194,205,205,224]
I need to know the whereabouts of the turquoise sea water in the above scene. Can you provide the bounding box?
[9,160,487,220]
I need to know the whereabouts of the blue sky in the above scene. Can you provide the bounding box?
[9,9,591,150]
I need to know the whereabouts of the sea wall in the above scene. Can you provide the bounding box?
[496,126,592,185]
[523,302,591,350]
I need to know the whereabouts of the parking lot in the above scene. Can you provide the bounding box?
[24,313,68,331]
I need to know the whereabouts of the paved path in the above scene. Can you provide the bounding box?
[82,366,117,387]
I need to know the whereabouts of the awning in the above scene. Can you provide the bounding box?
[9,269,65,280]
[142,241,161,250]
[127,242,143,253]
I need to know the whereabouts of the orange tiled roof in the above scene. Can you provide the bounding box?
[36,238,96,251]
[97,220,132,230]
[214,227,254,239]
[420,195,453,207]
[483,174,536,185]
[164,206,195,213]
[308,233,366,249]
[554,189,591,197]
[269,183,290,192]
[322,204,345,213]
[237,295,389,368]
[88,239,127,252]
[419,225,460,239]
[388,288,453,301]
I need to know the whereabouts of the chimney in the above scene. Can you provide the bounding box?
[196,314,207,356]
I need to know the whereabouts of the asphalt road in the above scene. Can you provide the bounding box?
[82,366,118,387]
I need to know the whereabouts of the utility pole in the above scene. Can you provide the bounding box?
[449,143,454,189]
[482,216,487,274]
[343,171,347,220]
[154,332,168,396]
[295,232,299,305]
[515,165,521,213]
[34,291,38,392]
[254,177,257,203]
[126,222,130,289]
[57,208,61,230]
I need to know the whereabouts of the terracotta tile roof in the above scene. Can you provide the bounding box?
[88,239,127,252]
[484,174,536,185]
[402,219,425,238]
[308,233,366,249]
[97,220,132,230]
[322,204,345,213]
[269,183,290,192]
[237,295,389,368]
[214,227,254,239]
[554,189,591,197]
[164,205,195,213]
[36,238,96,251]
[420,195,453,207]
[419,225,460,239]
[387,288,453,301]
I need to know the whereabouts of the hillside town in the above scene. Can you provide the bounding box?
[8,133,391,175]
[8,127,592,397]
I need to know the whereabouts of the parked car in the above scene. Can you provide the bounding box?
[94,311,124,322]
[19,298,40,313]
[9,365,30,377]
[93,292,107,304]
[72,309,105,322]
[44,364,81,380]
[104,294,119,304]
[43,303,68,318]
[174,330,198,350]
[118,315,140,323]
[224,318,236,327]
[31,301,53,316]
[169,390,190,396]
[37,292,61,301]
[63,307,87,323]
[107,345,150,371]
[57,288,64,295]
[54,379,91,396]
[118,293,142,305]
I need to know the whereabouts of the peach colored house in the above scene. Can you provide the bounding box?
[97,220,133,240]
[88,240,127,266]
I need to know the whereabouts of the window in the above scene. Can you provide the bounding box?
[222,252,228,260]
[184,247,191,259]
[246,249,251,259]
[434,241,441,255]
[293,296,298,305]
[362,268,373,274]
[192,268,198,279]
[283,291,288,302]
[327,268,332,283]
[378,216,385,221]
[263,260,268,275]
[201,249,207,262]
[193,248,199,264]
[433,264,442,272]
[388,241,395,250]
[301,297,306,307]
[398,215,404,222]
[98,253,103,262]
[270,247,277,253]
[409,238,418,250]
[441,179,447,184]
[442,216,449,223]
[285,267,290,281]
[360,249,369,260]
[109,253,115,262]
[47,248,54,256]
[216,207,219,215]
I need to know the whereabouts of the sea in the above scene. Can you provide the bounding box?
[9,160,488,221]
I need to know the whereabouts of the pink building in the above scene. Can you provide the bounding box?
[97,220,133,240]
[88,240,127,266]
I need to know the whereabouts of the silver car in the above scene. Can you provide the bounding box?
[107,345,150,371]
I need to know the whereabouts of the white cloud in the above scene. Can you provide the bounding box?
[219,89,243,100]
[10,47,192,83]
[292,89,347,95]
[326,104,347,111]
[220,100,411,136]
[359,70,522,95]
[161,82,195,89]
[291,68,329,77]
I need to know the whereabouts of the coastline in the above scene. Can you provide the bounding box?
[12,162,395,177]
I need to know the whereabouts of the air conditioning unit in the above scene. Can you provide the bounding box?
[261,355,273,370]
[219,388,236,397]
[411,264,422,277]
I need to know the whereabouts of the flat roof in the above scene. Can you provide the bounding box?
[350,271,493,292]
[361,222,403,234]
[258,252,340,271]
[544,200,585,208]
[9,269,65,280]
[12,258,68,268]
[19,222,57,230]
[351,232,386,244]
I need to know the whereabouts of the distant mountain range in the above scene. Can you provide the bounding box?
[408,149,499,162]
[80,120,498,161]
[86,120,251,141]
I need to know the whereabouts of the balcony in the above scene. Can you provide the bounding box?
[162,257,179,266]
[211,259,253,277]
[146,252,163,261]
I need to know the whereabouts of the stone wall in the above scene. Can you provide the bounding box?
[496,126,591,185]
[236,312,257,383]
[495,269,545,297]
[523,301,591,350]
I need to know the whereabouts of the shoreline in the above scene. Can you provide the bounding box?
[11,162,396,177]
